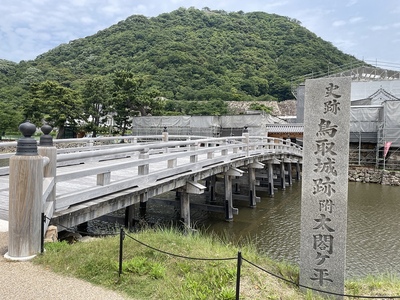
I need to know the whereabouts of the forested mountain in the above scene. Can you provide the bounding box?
[0,7,362,135]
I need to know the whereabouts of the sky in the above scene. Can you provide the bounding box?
[1,0,400,70]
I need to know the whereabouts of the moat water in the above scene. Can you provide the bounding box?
[2,155,398,278]
[192,181,400,279]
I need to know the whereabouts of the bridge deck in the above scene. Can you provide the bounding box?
[0,136,302,228]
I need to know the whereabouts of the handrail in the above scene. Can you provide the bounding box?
[4,132,302,259]
[51,136,302,210]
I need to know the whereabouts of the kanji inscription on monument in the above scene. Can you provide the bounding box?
[300,77,351,299]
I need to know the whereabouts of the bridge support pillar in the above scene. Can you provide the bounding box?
[284,158,293,186]
[280,160,286,190]
[224,168,243,221]
[180,191,190,229]
[296,160,301,181]
[248,162,264,207]
[179,181,206,230]
[206,175,217,203]
[267,159,279,197]
[234,182,240,194]
[125,205,135,229]
[139,193,148,221]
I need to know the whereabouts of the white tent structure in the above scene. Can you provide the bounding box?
[132,113,286,137]
[295,64,400,168]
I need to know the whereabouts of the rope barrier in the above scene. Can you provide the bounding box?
[242,257,400,299]
[125,232,236,261]
[43,220,400,299]
[123,230,400,299]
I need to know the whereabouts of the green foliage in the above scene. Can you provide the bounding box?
[0,100,24,134]
[122,256,166,279]
[181,262,236,299]
[43,240,70,253]
[25,80,83,138]
[0,8,358,100]
[110,70,163,135]
[249,102,273,114]
[82,76,112,137]
[164,99,228,115]
[0,7,362,126]
[34,228,400,299]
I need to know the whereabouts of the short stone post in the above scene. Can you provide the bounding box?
[5,121,43,261]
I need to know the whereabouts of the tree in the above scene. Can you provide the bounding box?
[25,80,83,139]
[249,102,273,114]
[82,76,111,137]
[0,101,23,137]
[110,70,163,135]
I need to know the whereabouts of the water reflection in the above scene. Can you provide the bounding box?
[196,181,400,278]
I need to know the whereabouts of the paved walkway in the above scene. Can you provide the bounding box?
[0,228,131,300]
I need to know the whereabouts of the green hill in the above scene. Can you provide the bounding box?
[0,7,362,134]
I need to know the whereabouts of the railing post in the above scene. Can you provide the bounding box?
[242,126,249,156]
[38,124,57,242]
[190,142,198,163]
[221,139,228,156]
[235,251,242,300]
[38,124,56,202]
[5,121,43,261]
[162,127,169,154]
[162,127,168,142]
[119,228,125,277]
[138,148,149,176]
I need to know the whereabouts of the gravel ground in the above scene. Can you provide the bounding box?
[0,231,131,300]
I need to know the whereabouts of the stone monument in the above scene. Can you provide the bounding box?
[299,77,351,299]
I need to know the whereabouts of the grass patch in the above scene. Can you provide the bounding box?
[346,273,400,298]
[34,227,400,299]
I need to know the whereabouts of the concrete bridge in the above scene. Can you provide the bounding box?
[0,122,302,260]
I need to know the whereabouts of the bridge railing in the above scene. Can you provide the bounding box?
[53,135,302,210]
[3,123,302,260]
[1,135,302,169]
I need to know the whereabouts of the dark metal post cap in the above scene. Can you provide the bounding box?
[40,124,53,147]
[16,121,38,155]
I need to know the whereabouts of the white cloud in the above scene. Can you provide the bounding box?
[349,16,362,24]
[370,25,389,31]
[333,20,346,27]
[333,38,357,50]
[346,0,358,7]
